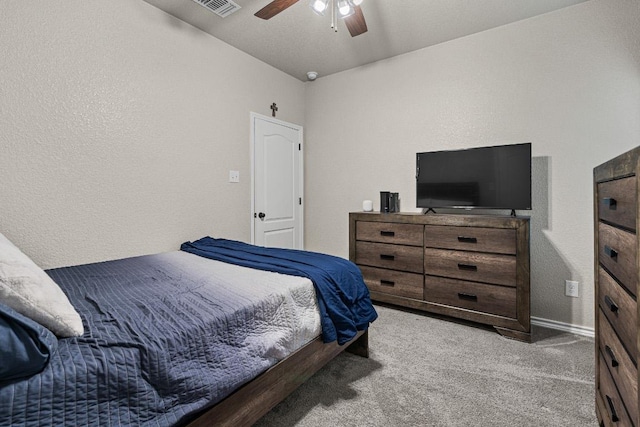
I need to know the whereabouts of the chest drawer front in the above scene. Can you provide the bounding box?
[355,241,423,273]
[598,222,637,297]
[599,267,638,361]
[598,352,635,427]
[356,221,423,246]
[359,266,423,300]
[424,248,516,287]
[424,225,516,255]
[598,176,637,231]
[598,309,638,423]
[424,276,516,318]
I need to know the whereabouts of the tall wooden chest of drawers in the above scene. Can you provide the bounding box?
[594,146,640,427]
[349,212,531,342]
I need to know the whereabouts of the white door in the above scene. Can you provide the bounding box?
[251,113,303,249]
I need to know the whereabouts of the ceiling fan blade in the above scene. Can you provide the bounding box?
[344,5,367,37]
[254,0,300,20]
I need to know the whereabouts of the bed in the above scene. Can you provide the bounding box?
[0,235,376,426]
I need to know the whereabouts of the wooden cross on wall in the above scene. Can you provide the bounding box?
[270,103,278,117]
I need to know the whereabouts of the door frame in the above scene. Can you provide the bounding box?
[250,112,304,248]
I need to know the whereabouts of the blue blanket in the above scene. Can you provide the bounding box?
[181,238,378,345]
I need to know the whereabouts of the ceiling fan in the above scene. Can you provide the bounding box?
[255,0,368,37]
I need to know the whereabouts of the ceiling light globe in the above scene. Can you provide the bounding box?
[311,0,328,13]
[338,0,352,16]
[349,0,364,6]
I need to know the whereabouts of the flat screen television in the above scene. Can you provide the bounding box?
[416,142,531,211]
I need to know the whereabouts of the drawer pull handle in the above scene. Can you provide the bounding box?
[380,231,395,237]
[457,263,478,271]
[380,254,395,261]
[457,236,477,243]
[605,345,619,368]
[604,295,619,313]
[605,395,620,422]
[380,279,395,287]
[604,245,618,259]
[458,293,478,302]
[603,197,617,208]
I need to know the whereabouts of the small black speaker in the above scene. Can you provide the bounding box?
[380,192,399,213]
[380,191,391,213]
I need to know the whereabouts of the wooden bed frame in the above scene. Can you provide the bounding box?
[186,330,369,427]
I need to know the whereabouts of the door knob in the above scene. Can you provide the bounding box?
[258,212,266,220]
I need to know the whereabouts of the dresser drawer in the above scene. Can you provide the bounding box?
[424,248,516,287]
[359,266,423,300]
[424,276,516,318]
[598,309,638,423]
[598,176,637,231]
[598,352,634,427]
[424,225,516,255]
[355,241,423,273]
[356,221,423,246]
[599,266,637,361]
[598,222,637,297]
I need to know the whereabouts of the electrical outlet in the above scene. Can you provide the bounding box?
[565,280,579,298]
[229,170,240,183]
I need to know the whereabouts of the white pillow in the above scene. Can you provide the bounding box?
[0,232,84,337]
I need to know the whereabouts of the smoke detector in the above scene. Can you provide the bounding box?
[307,71,318,81]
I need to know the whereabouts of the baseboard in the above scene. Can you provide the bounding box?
[530,316,595,338]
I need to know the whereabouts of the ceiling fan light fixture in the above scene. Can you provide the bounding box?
[310,0,329,15]
[337,0,354,17]
[348,0,363,6]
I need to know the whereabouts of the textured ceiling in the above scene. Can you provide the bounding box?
[143,0,589,81]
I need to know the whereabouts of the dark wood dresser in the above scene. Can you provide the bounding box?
[349,212,530,342]
[594,146,639,427]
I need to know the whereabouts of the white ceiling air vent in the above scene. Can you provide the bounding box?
[191,0,241,18]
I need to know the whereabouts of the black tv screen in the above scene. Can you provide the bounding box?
[416,143,531,210]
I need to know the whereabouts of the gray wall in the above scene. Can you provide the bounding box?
[0,0,305,268]
[303,0,640,329]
